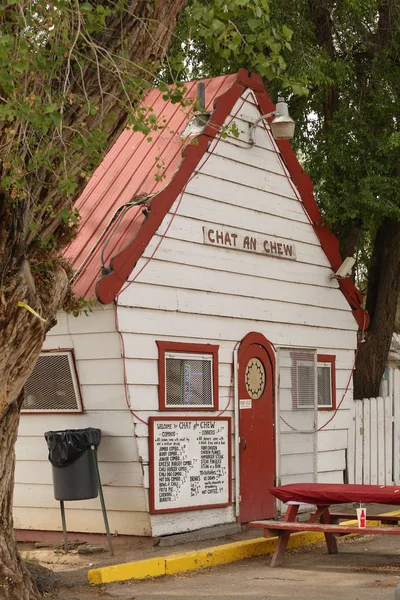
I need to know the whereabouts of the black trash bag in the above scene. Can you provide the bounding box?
[44,428,101,468]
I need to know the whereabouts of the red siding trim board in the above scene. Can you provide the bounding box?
[95,69,368,331]
[156,341,219,411]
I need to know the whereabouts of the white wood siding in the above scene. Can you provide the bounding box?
[15,304,151,536]
[118,90,357,532]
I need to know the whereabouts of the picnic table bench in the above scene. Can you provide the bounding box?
[249,483,400,567]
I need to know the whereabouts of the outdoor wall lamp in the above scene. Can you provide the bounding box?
[331,256,356,280]
[249,97,295,144]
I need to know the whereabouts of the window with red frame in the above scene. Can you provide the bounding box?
[290,352,336,410]
[157,341,219,410]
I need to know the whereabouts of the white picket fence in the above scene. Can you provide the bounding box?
[348,370,400,485]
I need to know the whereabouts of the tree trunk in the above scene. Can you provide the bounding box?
[0,264,69,600]
[0,399,40,600]
[0,2,186,598]
[353,218,400,399]
[307,0,339,125]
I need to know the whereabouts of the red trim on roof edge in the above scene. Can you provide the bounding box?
[95,68,368,330]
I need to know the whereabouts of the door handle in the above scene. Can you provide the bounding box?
[241,437,247,450]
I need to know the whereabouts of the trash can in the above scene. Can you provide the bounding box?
[44,428,101,501]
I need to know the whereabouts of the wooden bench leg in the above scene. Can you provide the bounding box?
[270,504,299,567]
[307,506,328,524]
[319,507,338,555]
[270,531,291,567]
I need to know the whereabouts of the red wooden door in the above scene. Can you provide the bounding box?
[238,334,275,522]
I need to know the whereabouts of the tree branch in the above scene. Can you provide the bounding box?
[307,0,338,125]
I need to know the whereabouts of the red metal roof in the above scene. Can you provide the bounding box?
[64,74,237,298]
[66,68,368,330]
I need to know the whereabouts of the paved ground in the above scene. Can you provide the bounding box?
[22,504,400,574]
[52,534,400,600]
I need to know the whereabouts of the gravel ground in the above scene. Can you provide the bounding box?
[31,532,400,599]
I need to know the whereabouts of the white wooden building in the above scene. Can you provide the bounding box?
[14,70,368,538]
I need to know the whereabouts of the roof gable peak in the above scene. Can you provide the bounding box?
[68,69,367,330]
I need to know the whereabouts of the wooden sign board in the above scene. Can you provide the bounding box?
[149,417,231,514]
[203,225,297,260]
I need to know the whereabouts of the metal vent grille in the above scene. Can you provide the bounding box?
[287,351,316,409]
[296,362,316,408]
[22,351,82,412]
[165,352,213,408]
[317,363,332,407]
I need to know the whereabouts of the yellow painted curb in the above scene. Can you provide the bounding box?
[165,529,326,576]
[165,537,275,575]
[88,508,400,585]
[88,557,165,585]
[88,530,325,584]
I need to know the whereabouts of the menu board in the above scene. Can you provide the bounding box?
[149,417,231,513]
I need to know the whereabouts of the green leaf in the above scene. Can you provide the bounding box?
[0,34,14,46]
[80,2,93,11]
[50,112,62,128]
[44,103,59,114]
[248,19,260,32]
[291,83,308,96]
[0,69,13,83]
[13,59,29,73]
[278,55,287,70]
[282,24,292,41]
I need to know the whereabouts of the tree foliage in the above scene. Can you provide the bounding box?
[171,0,400,398]
[0,0,189,283]
[167,0,306,93]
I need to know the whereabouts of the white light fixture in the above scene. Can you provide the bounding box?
[181,81,211,138]
[331,257,356,280]
[249,97,295,144]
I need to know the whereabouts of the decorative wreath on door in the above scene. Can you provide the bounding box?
[245,358,266,400]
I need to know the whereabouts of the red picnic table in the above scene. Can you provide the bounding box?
[249,483,400,567]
